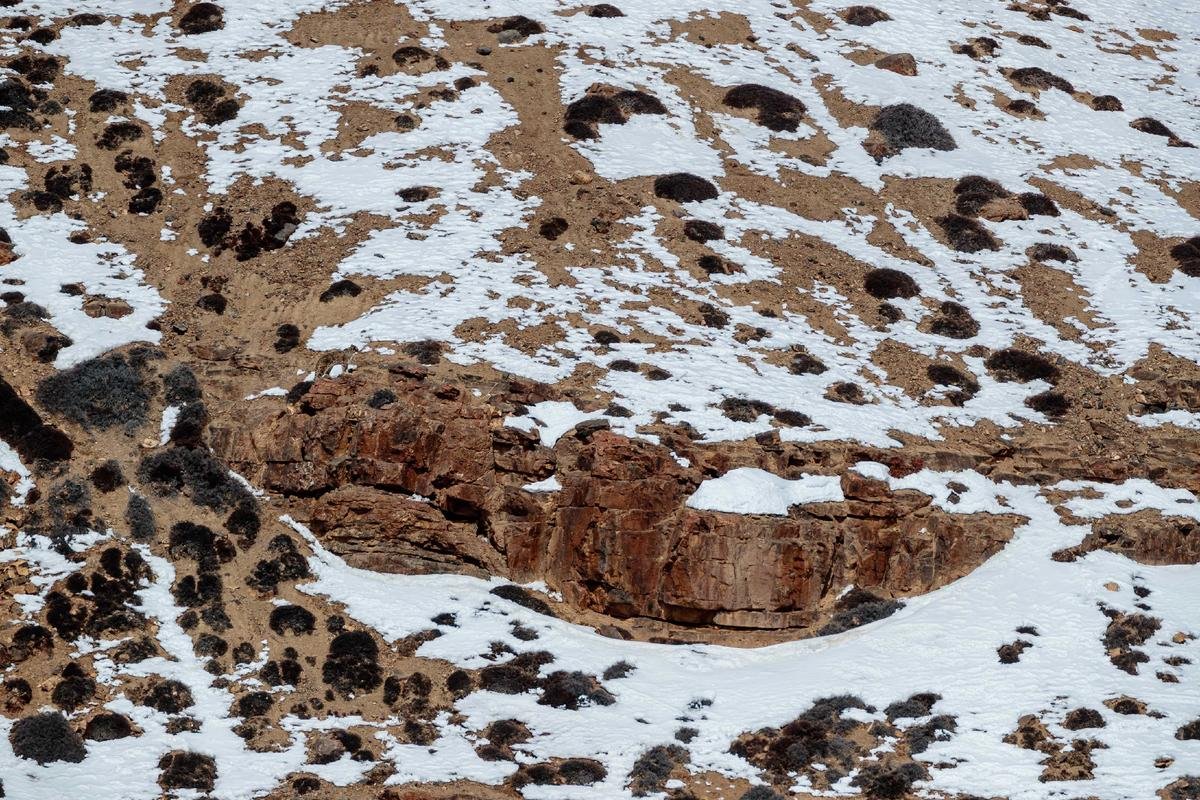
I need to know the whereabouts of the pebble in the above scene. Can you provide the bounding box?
[476,46,492,56]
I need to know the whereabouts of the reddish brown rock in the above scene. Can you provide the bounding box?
[875,53,917,76]
[214,376,1021,631]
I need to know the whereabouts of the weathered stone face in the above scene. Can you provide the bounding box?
[214,375,1021,631]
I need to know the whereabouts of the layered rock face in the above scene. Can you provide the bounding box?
[214,374,1020,630]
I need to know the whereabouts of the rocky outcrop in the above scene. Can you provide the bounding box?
[214,374,1020,630]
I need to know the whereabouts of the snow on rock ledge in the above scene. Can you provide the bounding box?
[685,467,845,515]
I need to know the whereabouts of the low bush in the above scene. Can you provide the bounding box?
[322,631,382,697]
[871,103,955,151]
[158,751,217,792]
[723,84,806,131]
[840,5,891,25]
[1091,95,1123,111]
[984,348,1059,382]
[818,598,903,634]
[937,214,999,252]
[588,4,624,16]
[929,301,980,339]
[628,744,689,796]
[653,173,719,203]
[539,671,615,709]
[36,352,153,430]
[863,267,919,299]
[491,584,555,615]
[138,446,254,509]
[178,3,224,35]
[684,219,723,242]
[274,323,301,352]
[9,712,85,764]
[142,678,194,713]
[270,604,316,636]
[84,712,133,741]
[1171,237,1200,277]
[125,493,156,541]
[1026,390,1069,417]
[1063,707,1105,730]
[1029,243,1076,262]
[1018,192,1059,216]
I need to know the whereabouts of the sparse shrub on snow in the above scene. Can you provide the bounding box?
[937,213,1000,252]
[871,103,956,151]
[863,267,920,299]
[10,712,86,764]
[654,173,719,203]
[984,348,1059,383]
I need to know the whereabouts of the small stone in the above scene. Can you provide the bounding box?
[1103,581,1119,591]
[476,46,492,55]
[875,52,918,76]
[496,29,522,44]
[569,170,593,185]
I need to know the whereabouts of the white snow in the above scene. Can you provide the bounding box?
[686,468,845,515]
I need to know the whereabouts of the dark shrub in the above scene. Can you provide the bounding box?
[323,631,382,696]
[1172,237,1200,277]
[871,103,955,151]
[1063,708,1105,730]
[403,339,442,364]
[142,679,194,713]
[559,758,607,784]
[491,583,554,616]
[179,3,224,35]
[997,639,1031,663]
[937,214,999,252]
[128,187,163,214]
[720,397,774,422]
[588,3,624,16]
[224,498,260,541]
[487,16,544,37]
[818,599,903,635]
[9,712,85,764]
[138,446,253,509]
[90,460,125,492]
[653,173,719,203]
[125,493,156,541]
[237,691,273,718]
[863,267,919,299]
[169,402,209,446]
[1008,66,1074,93]
[0,375,73,462]
[683,219,723,242]
[84,712,133,741]
[367,389,396,409]
[628,744,688,796]
[539,217,568,240]
[51,673,95,711]
[840,5,891,25]
[603,660,635,680]
[1091,95,1123,111]
[723,84,806,131]
[270,605,316,635]
[197,207,231,247]
[538,671,615,709]
[196,292,227,314]
[96,121,144,150]
[828,382,867,404]
[168,521,234,566]
[1026,390,1069,417]
[1018,192,1059,216]
[1029,242,1076,262]
[884,692,940,720]
[927,363,979,394]
[1178,719,1200,740]
[851,762,928,799]
[89,88,127,112]
[36,352,152,430]
[929,301,980,339]
[274,323,301,352]
[1130,117,1177,139]
[774,409,812,427]
[984,348,1059,382]
[158,751,216,791]
[740,788,786,800]
[789,351,828,375]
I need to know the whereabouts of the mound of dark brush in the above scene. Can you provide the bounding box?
[871,103,955,151]
[937,214,999,252]
[929,301,979,340]
[139,445,255,510]
[36,350,155,430]
[863,268,919,300]
[563,87,666,139]
[654,173,719,203]
[628,744,689,796]
[1170,237,1200,277]
[9,711,86,764]
[984,348,1058,383]
[723,84,806,132]
[730,695,875,786]
[818,588,904,635]
[322,631,382,697]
